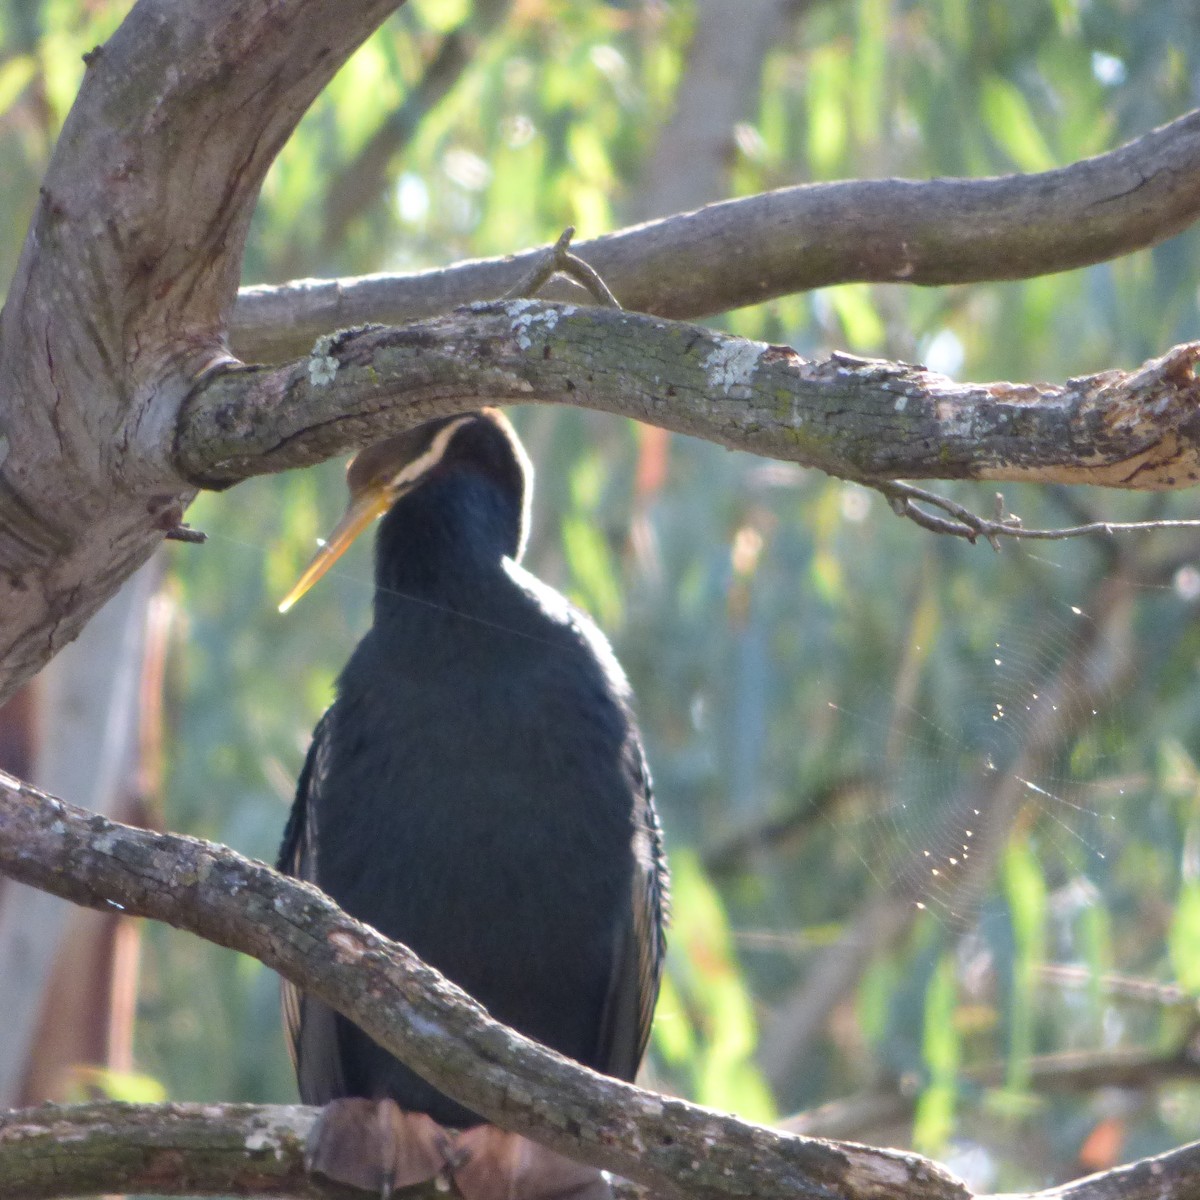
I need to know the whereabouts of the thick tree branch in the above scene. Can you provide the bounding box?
[5,1099,1200,1200]
[0,771,969,1200]
[6,0,1200,709]
[0,0,404,702]
[178,302,1200,492]
[0,1100,647,1200]
[0,1101,331,1200]
[231,107,1200,362]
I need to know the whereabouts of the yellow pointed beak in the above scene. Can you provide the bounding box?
[278,485,393,613]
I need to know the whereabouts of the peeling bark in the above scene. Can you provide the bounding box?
[3,0,1200,704]
[0,773,970,1200]
[178,304,1200,494]
[4,784,1200,1200]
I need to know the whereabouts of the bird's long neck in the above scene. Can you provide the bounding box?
[372,466,524,614]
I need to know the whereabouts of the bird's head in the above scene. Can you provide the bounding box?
[278,408,531,613]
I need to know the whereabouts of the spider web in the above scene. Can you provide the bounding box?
[824,573,1128,929]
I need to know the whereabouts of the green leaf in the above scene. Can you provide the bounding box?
[914,952,960,1153]
[981,76,1056,172]
[410,0,470,34]
[665,851,777,1122]
[651,970,697,1067]
[561,513,622,629]
[922,953,960,1078]
[1003,838,1047,1091]
[913,1083,955,1154]
[1169,881,1200,994]
[69,1066,168,1104]
[0,54,35,119]
[806,47,849,175]
[852,0,887,144]
[825,285,886,352]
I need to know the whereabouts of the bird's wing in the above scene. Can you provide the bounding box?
[277,715,348,1102]
[594,732,669,1082]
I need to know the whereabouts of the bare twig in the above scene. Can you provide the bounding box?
[163,524,207,544]
[503,227,621,308]
[875,480,1200,546]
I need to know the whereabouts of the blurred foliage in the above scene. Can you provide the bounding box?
[6,0,1200,1190]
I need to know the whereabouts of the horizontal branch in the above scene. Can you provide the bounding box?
[178,301,1200,491]
[0,771,968,1200]
[6,1098,1200,1200]
[231,108,1200,362]
[0,1101,332,1200]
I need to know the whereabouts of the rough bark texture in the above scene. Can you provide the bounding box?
[232,108,1200,362]
[0,0,403,705]
[5,2,1200,1197]
[4,0,1200,707]
[5,784,1200,1200]
[5,1100,1200,1200]
[0,1102,328,1200]
[178,303,1200,493]
[0,772,970,1200]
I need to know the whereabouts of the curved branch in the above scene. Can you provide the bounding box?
[0,0,405,704]
[0,772,968,1200]
[178,302,1200,492]
[232,107,1200,361]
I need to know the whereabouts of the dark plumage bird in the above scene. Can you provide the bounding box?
[277,409,668,1199]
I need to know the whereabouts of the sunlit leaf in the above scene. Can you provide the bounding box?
[825,284,886,351]
[68,1066,168,1105]
[1169,881,1200,994]
[562,514,622,629]
[981,76,1056,172]
[410,0,470,34]
[806,46,848,176]
[664,852,776,1122]
[1003,838,1047,1091]
[852,0,886,144]
[0,54,34,118]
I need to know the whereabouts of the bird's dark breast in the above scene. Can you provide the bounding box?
[308,588,638,1126]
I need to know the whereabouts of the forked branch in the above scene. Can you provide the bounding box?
[0,771,966,1200]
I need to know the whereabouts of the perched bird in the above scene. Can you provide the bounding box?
[277,409,668,1200]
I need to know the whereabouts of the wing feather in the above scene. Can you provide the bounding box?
[277,715,348,1102]
[594,731,669,1081]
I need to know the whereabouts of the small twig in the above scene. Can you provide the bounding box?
[873,480,1200,546]
[503,227,622,308]
[557,249,621,308]
[164,524,207,544]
